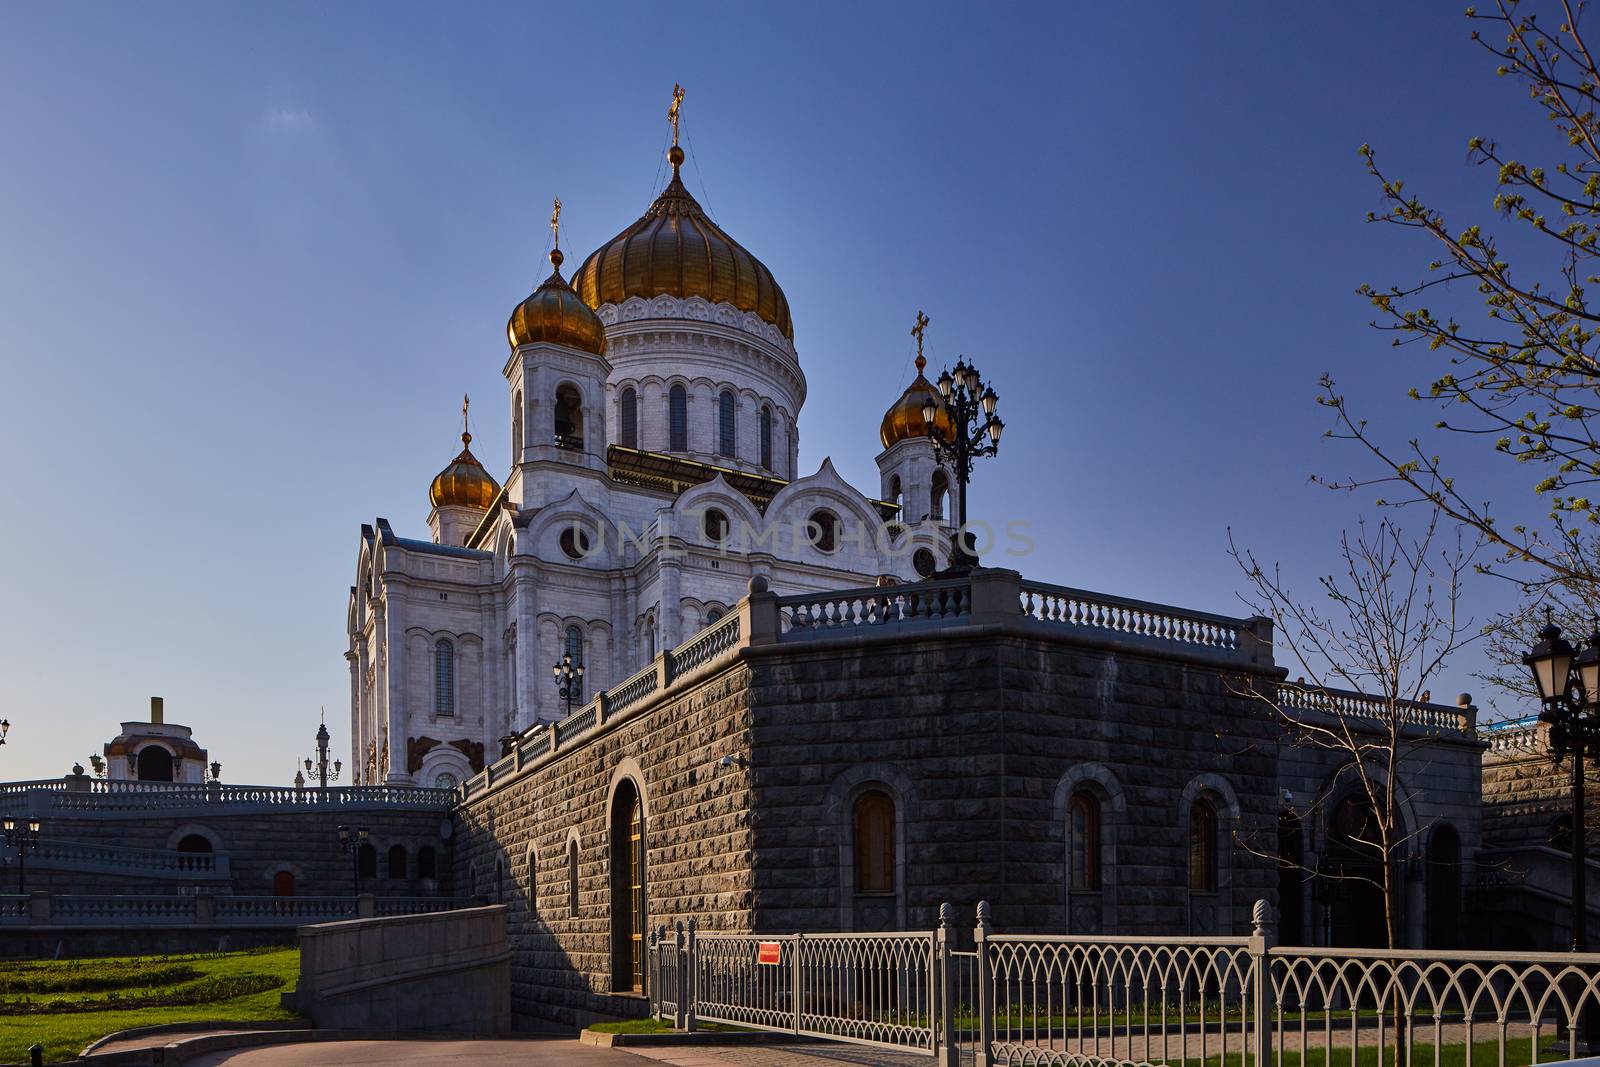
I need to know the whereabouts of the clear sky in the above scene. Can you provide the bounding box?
[0,3,1548,784]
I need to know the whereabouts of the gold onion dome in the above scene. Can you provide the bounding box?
[429,430,500,510]
[571,145,794,340]
[507,247,608,355]
[881,355,953,449]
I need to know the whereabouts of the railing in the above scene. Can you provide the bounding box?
[215,895,360,923]
[778,579,972,636]
[607,660,661,718]
[0,780,454,813]
[651,921,938,1055]
[1281,685,1474,733]
[649,901,1600,1067]
[1484,715,1542,754]
[23,837,231,880]
[553,706,597,747]
[670,611,742,676]
[1020,580,1245,654]
[5,894,465,926]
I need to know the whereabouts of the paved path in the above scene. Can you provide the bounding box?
[619,1043,943,1066]
[187,1037,642,1065]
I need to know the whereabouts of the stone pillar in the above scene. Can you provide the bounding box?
[514,566,537,726]
[968,568,1022,624]
[660,546,683,650]
[743,576,779,647]
[372,600,388,782]
[1239,616,1276,668]
[345,650,360,781]
[383,588,408,784]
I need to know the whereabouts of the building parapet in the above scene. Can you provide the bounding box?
[1278,685,1478,735]
[0,892,468,927]
[20,836,232,880]
[0,779,453,815]
[461,568,1277,806]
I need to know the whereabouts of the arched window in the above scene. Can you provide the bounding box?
[1188,798,1218,893]
[705,608,724,625]
[272,870,296,897]
[807,509,840,553]
[610,780,646,992]
[620,387,638,449]
[387,844,407,879]
[432,772,456,791]
[564,625,584,701]
[760,406,773,469]
[434,639,455,717]
[1068,791,1100,891]
[718,390,736,457]
[417,846,437,881]
[888,475,903,511]
[358,843,378,880]
[931,469,949,521]
[177,834,213,855]
[668,385,688,451]
[567,838,580,916]
[703,508,729,543]
[511,389,523,464]
[554,383,584,449]
[644,613,657,660]
[853,791,895,894]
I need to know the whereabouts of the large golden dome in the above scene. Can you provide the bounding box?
[571,147,793,340]
[881,356,953,449]
[507,249,608,355]
[430,431,500,510]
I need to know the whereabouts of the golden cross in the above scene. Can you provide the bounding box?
[911,310,930,365]
[462,394,471,439]
[550,197,562,249]
[668,83,685,146]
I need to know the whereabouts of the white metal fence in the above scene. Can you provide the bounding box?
[649,900,1600,1067]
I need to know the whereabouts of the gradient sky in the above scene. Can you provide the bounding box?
[0,3,1551,784]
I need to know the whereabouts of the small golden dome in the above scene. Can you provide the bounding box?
[571,151,793,340]
[507,249,608,355]
[430,431,500,510]
[881,355,953,449]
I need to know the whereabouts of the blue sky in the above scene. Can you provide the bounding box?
[0,3,1548,783]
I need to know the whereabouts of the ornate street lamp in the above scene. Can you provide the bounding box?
[337,824,370,898]
[304,721,343,792]
[920,356,1004,573]
[1524,617,1600,952]
[0,719,9,747]
[206,761,222,784]
[2,816,42,894]
[553,653,584,717]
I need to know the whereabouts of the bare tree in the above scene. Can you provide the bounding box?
[1326,2,1600,611]
[1230,509,1481,948]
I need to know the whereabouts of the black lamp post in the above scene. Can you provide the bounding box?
[304,722,342,793]
[2,816,42,894]
[0,719,9,747]
[920,357,1004,573]
[1524,617,1600,952]
[553,653,584,717]
[337,824,369,897]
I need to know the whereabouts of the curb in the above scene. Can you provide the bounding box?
[580,1029,803,1048]
[0,1028,535,1067]
[80,1021,311,1058]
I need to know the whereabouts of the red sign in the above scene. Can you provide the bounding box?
[757,941,783,966]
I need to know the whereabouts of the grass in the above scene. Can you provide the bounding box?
[0,948,301,1064]
[587,1018,749,1035]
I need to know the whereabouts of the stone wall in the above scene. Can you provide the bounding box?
[294,904,510,1033]
[5,804,453,899]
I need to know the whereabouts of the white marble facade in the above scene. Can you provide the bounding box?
[348,173,953,787]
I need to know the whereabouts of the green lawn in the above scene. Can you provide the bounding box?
[0,947,301,1064]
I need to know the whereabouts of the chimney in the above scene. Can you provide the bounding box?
[150,696,164,725]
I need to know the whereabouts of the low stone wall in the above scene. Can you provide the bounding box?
[293,904,510,1034]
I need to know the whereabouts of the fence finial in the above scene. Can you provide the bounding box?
[976,899,991,925]
[938,901,954,927]
[1251,898,1274,938]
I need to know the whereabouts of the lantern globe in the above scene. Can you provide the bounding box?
[1526,621,1576,703]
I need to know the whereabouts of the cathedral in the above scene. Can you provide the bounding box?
[347,116,957,789]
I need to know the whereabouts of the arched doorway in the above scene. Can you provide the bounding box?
[176,834,212,855]
[136,746,174,782]
[1278,812,1305,946]
[609,779,645,993]
[1427,824,1462,948]
[1323,793,1390,947]
[273,870,295,897]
